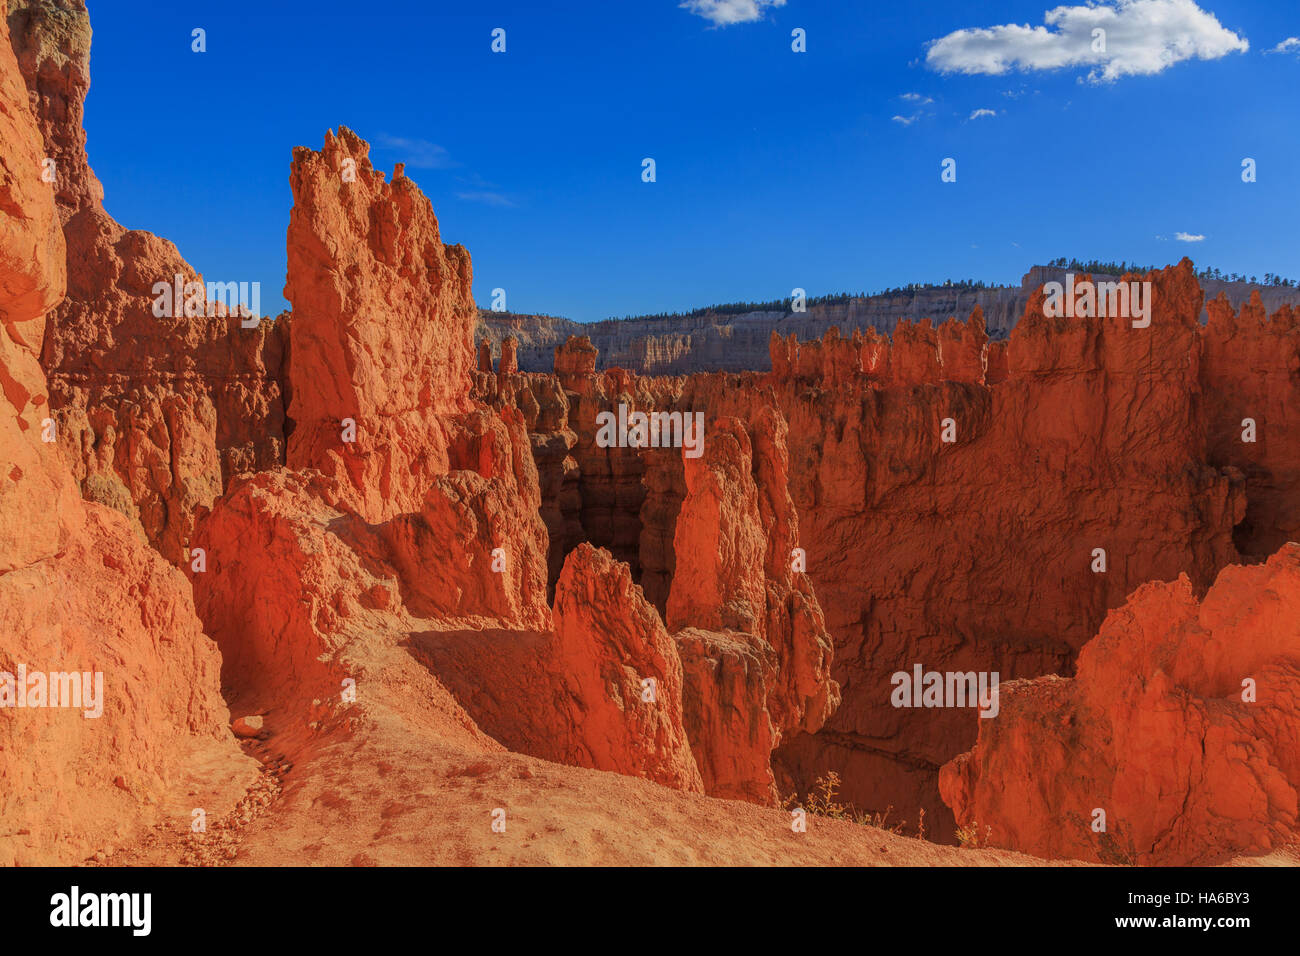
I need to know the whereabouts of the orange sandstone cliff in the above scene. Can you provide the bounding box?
[9,0,285,565]
[0,0,257,866]
[941,545,1300,864]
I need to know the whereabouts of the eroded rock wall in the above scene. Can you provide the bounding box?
[9,0,285,565]
[1203,294,1300,558]
[486,260,1300,842]
[478,362,842,805]
[0,2,254,865]
[773,263,1245,838]
[941,545,1300,864]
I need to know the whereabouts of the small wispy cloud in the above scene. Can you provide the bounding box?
[892,114,920,126]
[1267,37,1300,54]
[969,108,998,119]
[1175,231,1206,242]
[457,171,499,189]
[901,92,934,104]
[375,135,456,169]
[680,0,785,27]
[456,190,516,208]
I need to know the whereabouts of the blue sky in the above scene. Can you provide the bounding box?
[81,0,1300,321]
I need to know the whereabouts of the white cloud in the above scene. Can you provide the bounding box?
[1267,37,1300,54]
[375,135,455,169]
[969,108,998,119]
[925,0,1249,83]
[1175,231,1206,242]
[680,0,785,27]
[892,114,919,125]
[901,92,934,103]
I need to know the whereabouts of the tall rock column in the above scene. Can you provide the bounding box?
[668,414,839,804]
[284,126,475,522]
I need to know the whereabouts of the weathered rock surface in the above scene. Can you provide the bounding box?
[0,0,68,570]
[480,261,1300,843]
[284,127,474,523]
[10,0,286,565]
[193,128,554,727]
[770,264,1247,838]
[6,0,99,216]
[372,407,551,630]
[478,364,843,805]
[1203,293,1300,559]
[941,544,1300,864]
[667,414,838,802]
[1,3,256,865]
[0,500,254,867]
[547,543,702,790]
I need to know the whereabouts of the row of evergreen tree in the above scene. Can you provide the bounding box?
[1046,256,1298,288]
[482,262,1300,324]
[609,279,994,323]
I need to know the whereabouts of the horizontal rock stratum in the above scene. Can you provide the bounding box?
[0,0,1297,868]
[475,265,1300,376]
